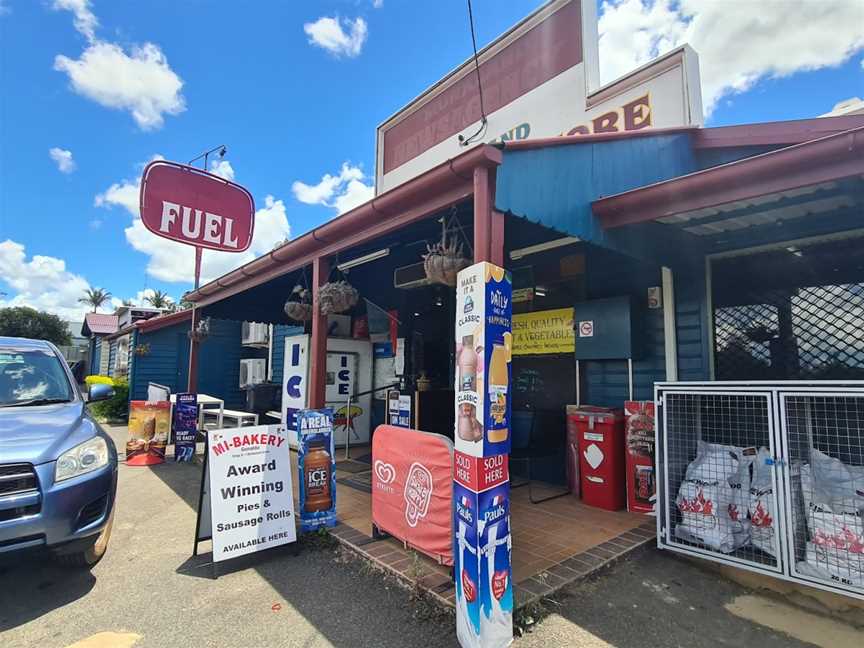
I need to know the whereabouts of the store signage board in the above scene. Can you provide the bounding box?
[281,334,310,447]
[376,0,702,193]
[453,261,514,648]
[512,308,575,355]
[139,160,255,252]
[172,392,198,462]
[387,389,412,428]
[207,425,296,562]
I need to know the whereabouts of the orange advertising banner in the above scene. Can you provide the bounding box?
[126,401,170,466]
[372,425,454,565]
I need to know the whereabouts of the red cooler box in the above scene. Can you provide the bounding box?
[624,401,656,514]
[572,406,625,511]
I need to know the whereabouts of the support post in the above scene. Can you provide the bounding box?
[473,166,494,263]
[309,256,329,409]
[490,210,505,268]
[187,307,199,392]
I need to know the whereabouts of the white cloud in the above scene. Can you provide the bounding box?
[52,0,97,42]
[598,0,864,114]
[303,16,368,58]
[373,0,383,8]
[292,162,373,214]
[96,161,292,284]
[54,41,186,130]
[49,147,76,173]
[209,159,235,181]
[0,239,92,321]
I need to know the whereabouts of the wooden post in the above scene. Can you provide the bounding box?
[491,210,505,268]
[473,166,493,263]
[309,256,329,409]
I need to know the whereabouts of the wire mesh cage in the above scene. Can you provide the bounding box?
[781,393,864,594]
[659,390,782,572]
[658,382,864,600]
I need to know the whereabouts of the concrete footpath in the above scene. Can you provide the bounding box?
[1,428,861,647]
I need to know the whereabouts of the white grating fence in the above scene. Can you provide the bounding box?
[656,381,864,600]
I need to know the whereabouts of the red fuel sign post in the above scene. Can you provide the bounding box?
[139,159,255,391]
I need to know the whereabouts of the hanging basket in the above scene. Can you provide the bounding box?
[318,280,359,315]
[188,317,210,342]
[423,233,470,287]
[284,285,313,321]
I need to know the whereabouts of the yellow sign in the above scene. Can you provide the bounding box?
[512,308,575,355]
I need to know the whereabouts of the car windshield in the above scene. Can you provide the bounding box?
[0,347,74,407]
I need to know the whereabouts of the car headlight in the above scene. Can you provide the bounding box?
[56,437,109,482]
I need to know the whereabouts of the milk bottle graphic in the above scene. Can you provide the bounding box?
[478,490,513,648]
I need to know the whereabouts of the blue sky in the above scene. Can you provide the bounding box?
[0,0,862,320]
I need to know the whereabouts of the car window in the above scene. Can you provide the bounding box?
[0,348,74,406]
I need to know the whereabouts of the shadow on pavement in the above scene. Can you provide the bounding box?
[0,556,96,633]
[151,455,459,648]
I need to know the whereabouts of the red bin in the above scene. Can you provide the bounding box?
[571,406,625,511]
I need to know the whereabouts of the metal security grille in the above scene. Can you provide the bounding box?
[657,382,864,601]
[781,393,864,592]
[712,239,864,381]
[661,391,781,571]
[714,284,864,380]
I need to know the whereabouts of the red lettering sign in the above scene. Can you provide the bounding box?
[139,160,255,252]
[454,450,509,492]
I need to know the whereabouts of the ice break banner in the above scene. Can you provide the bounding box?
[297,409,337,532]
[453,261,513,648]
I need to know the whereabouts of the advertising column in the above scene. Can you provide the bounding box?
[453,262,513,648]
[173,393,198,462]
[297,409,337,532]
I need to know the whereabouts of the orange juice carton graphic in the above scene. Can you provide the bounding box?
[454,262,512,459]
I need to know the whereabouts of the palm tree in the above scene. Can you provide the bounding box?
[79,287,112,312]
[144,289,172,309]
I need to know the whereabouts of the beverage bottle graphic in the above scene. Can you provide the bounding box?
[459,335,477,392]
[486,343,509,444]
[478,493,513,648]
[304,441,332,512]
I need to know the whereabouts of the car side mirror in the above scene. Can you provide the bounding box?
[88,383,115,403]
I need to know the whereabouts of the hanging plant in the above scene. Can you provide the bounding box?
[188,317,210,342]
[423,225,470,287]
[134,343,151,357]
[318,280,359,315]
[284,285,313,321]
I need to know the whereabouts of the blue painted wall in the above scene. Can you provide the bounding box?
[129,318,245,408]
[107,340,117,378]
[130,322,190,400]
[89,337,101,375]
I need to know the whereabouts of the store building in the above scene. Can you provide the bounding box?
[180,0,864,604]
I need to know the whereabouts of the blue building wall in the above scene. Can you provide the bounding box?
[89,338,101,375]
[128,318,245,408]
[130,323,190,400]
[106,340,117,378]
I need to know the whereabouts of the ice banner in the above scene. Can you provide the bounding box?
[297,409,337,532]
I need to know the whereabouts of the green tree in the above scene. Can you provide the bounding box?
[0,307,72,346]
[144,289,172,309]
[79,287,112,312]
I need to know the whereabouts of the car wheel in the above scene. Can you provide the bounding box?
[54,509,114,568]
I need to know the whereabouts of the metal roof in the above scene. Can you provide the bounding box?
[81,313,119,336]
